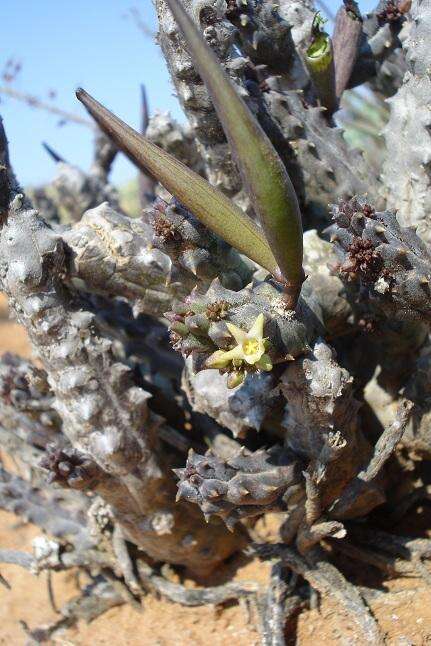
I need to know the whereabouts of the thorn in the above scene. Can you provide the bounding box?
[0,573,10,590]
[374,225,386,234]
[140,84,149,134]
[330,234,339,243]
[225,517,236,532]
[238,487,249,496]
[187,448,195,461]
[252,31,260,50]
[42,141,65,163]
[204,513,211,523]
[396,247,407,257]
[175,489,183,502]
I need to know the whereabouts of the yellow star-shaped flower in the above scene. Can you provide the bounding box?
[205,313,273,373]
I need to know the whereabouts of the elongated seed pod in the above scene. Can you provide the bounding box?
[76,88,278,275]
[163,0,304,306]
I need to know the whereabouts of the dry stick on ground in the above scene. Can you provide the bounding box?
[258,562,304,646]
[0,466,93,550]
[0,549,35,571]
[349,526,431,561]
[136,560,259,606]
[19,579,125,644]
[339,526,431,585]
[0,517,259,613]
[253,543,385,644]
[326,539,414,576]
[111,525,142,596]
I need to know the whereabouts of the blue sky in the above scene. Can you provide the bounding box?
[1,0,376,188]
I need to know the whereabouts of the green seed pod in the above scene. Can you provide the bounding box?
[304,14,337,114]
[163,0,304,308]
[76,89,278,277]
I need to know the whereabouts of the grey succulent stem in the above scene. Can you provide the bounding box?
[0,117,244,574]
[333,1,363,101]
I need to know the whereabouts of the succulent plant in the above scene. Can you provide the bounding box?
[329,196,431,322]
[2,0,431,642]
[174,445,303,530]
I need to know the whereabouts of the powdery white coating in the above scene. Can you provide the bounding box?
[184,363,278,437]
[382,0,431,241]
[280,339,375,517]
[1,0,431,624]
[0,194,242,573]
[64,200,253,318]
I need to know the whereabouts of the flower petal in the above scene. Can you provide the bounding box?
[246,313,265,340]
[206,346,242,369]
[226,322,247,345]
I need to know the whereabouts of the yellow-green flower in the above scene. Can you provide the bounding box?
[205,314,273,372]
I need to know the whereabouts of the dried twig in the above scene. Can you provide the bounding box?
[19,579,124,643]
[253,543,384,644]
[258,562,303,646]
[111,525,142,596]
[0,85,94,128]
[137,560,259,606]
[0,549,35,571]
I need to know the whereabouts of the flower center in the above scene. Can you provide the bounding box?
[242,338,260,356]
